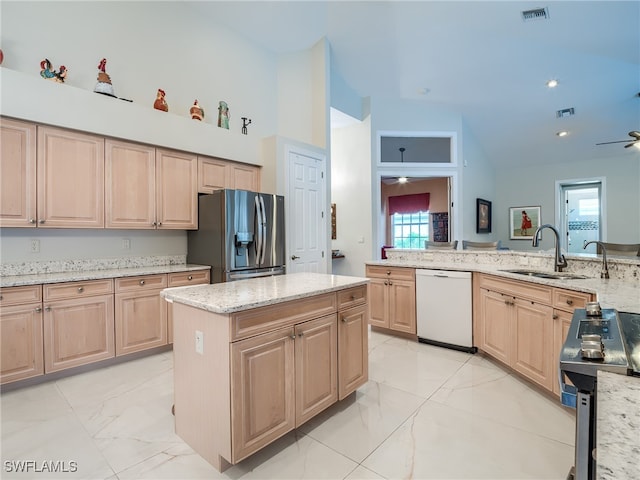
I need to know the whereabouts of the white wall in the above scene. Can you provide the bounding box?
[330,115,372,277]
[496,154,640,251]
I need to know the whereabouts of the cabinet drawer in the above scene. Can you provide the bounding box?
[231,293,337,342]
[168,270,210,287]
[553,288,593,312]
[115,274,167,293]
[337,285,367,311]
[0,285,42,306]
[44,279,113,301]
[479,274,552,305]
[366,265,415,281]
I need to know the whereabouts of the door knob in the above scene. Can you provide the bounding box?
[291,255,300,260]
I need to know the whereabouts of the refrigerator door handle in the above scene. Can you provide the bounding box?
[254,195,263,267]
[258,195,267,264]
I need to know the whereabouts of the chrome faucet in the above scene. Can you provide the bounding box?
[532,224,568,272]
[584,240,609,279]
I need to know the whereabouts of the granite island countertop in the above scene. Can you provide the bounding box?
[597,371,640,479]
[160,272,369,314]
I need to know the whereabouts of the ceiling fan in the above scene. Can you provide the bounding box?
[596,131,640,148]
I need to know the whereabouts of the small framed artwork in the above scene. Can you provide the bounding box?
[476,198,492,234]
[509,206,541,240]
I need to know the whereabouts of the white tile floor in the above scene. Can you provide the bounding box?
[1,329,576,479]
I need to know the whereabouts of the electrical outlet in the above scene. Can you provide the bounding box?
[121,238,131,250]
[195,330,204,355]
[30,239,40,253]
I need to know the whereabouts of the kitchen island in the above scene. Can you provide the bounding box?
[160,272,369,472]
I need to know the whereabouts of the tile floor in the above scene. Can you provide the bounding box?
[1,329,576,479]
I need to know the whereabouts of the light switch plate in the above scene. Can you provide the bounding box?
[195,330,204,355]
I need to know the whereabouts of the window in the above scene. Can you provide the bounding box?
[392,211,429,248]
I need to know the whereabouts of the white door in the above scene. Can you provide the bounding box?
[287,149,326,273]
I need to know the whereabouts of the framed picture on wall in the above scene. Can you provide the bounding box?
[509,206,541,240]
[476,198,492,234]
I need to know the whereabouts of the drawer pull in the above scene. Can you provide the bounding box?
[77,286,84,293]
[188,275,193,281]
[350,295,356,300]
[566,299,574,306]
[139,280,146,286]
[386,270,391,275]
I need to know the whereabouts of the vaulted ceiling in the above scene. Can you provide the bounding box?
[191,1,639,168]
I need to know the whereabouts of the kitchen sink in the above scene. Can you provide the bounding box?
[500,269,588,280]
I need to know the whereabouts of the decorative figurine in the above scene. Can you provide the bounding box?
[241,117,252,135]
[217,101,230,129]
[39,59,67,83]
[94,58,116,97]
[154,89,168,112]
[190,99,204,121]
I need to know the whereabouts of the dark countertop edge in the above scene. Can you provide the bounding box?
[161,274,370,314]
[0,264,211,287]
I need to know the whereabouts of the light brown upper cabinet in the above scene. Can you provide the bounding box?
[37,126,105,228]
[198,156,260,193]
[0,118,37,227]
[106,141,197,229]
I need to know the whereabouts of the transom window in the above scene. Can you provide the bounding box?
[392,211,429,249]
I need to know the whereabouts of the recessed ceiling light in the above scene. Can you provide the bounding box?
[556,131,569,137]
[546,79,559,88]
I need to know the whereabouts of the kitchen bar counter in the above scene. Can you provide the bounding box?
[368,250,640,314]
[161,271,369,313]
[596,371,640,480]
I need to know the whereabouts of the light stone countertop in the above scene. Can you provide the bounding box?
[368,253,640,314]
[596,371,640,480]
[0,263,210,287]
[160,272,369,314]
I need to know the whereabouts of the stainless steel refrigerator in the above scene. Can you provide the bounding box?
[187,189,286,283]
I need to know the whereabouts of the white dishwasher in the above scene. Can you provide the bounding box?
[415,269,476,353]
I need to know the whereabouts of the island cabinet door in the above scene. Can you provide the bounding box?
[230,327,295,463]
[294,314,338,427]
[338,304,368,400]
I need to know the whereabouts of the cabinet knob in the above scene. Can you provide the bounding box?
[386,270,391,275]
[45,306,51,312]
[566,299,574,306]
[157,222,162,227]
[298,332,304,337]
[290,334,296,340]
[29,218,36,224]
[188,275,193,281]
[139,280,146,286]
[350,295,356,300]
[77,286,84,293]
[152,221,157,226]
[0,295,2,301]
[384,281,388,286]
[341,318,347,323]
[35,307,42,313]
[553,314,559,320]
[388,281,393,286]
[38,219,45,224]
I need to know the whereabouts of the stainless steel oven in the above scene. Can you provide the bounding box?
[559,306,633,480]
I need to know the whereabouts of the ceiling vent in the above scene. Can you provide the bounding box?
[556,107,575,118]
[522,7,550,21]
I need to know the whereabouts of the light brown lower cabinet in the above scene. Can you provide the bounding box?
[43,279,115,373]
[172,285,368,472]
[366,266,416,334]
[474,273,594,395]
[0,285,44,384]
[115,274,168,356]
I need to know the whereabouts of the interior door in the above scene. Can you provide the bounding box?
[287,150,327,273]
